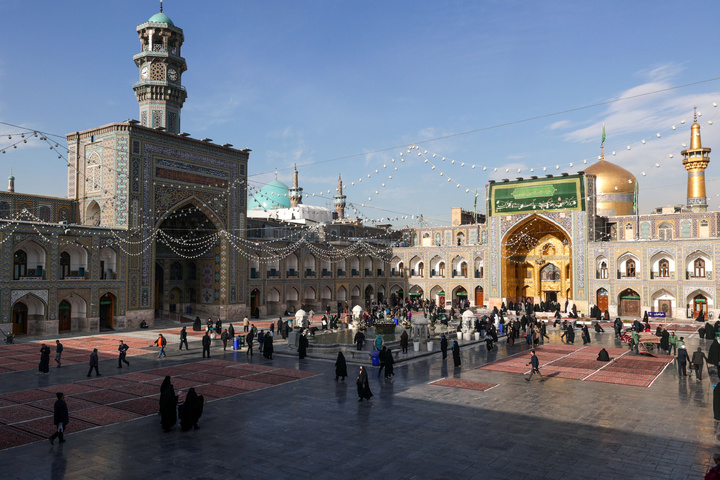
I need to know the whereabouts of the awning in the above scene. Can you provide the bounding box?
[456,292,468,296]
[409,292,423,296]
[621,296,640,300]
[438,291,445,295]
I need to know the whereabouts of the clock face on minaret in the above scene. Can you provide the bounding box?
[133,11,187,134]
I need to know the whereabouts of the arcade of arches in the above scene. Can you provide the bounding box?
[502,216,573,307]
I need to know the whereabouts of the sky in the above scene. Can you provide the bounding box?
[2,0,720,228]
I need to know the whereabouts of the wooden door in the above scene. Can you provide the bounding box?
[13,303,27,335]
[597,293,608,313]
[475,289,483,307]
[658,300,672,317]
[58,300,71,332]
[620,299,640,317]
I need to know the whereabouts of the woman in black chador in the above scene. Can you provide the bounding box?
[452,340,461,367]
[298,333,309,359]
[384,348,395,379]
[38,344,51,374]
[440,334,448,359]
[263,333,273,359]
[193,316,202,331]
[356,366,373,401]
[179,387,204,431]
[159,377,178,432]
[335,351,348,381]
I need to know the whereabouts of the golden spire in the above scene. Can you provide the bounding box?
[682,106,711,212]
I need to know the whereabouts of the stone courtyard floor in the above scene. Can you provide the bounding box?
[0,321,717,479]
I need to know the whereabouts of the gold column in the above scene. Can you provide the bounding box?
[682,108,711,212]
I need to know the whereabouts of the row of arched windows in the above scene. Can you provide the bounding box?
[597,251,711,280]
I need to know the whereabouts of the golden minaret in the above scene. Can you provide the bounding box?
[682,107,711,212]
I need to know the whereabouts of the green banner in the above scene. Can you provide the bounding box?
[489,175,585,216]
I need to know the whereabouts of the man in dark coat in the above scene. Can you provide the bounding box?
[221,329,229,351]
[117,340,130,368]
[400,330,409,354]
[691,347,709,380]
[377,346,387,378]
[55,340,63,368]
[179,326,189,350]
[87,348,101,377]
[335,352,348,381]
[614,318,623,338]
[246,330,254,356]
[440,334,448,359]
[49,392,69,445]
[525,350,543,381]
[354,330,365,351]
[201,331,211,358]
[677,346,690,377]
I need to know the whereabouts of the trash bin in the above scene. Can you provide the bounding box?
[371,350,380,366]
[393,317,398,325]
[498,324,503,334]
[233,336,240,350]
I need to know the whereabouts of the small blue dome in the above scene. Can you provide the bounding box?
[249,179,291,210]
[148,12,174,26]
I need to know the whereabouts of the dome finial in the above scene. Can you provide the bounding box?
[160,0,163,13]
[694,106,697,123]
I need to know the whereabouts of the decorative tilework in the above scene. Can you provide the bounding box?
[116,137,129,226]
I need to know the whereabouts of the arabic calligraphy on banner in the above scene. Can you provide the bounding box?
[489,175,585,216]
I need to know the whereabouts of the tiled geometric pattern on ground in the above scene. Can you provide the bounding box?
[479,344,672,387]
[429,378,498,392]
[0,360,319,451]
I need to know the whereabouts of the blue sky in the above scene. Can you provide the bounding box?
[2,1,720,227]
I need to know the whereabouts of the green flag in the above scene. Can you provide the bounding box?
[602,123,606,145]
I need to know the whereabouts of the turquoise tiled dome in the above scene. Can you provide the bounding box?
[148,13,174,26]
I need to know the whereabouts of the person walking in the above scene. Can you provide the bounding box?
[263,332,273,359]
[154,334,167,358]
[159,377,178,433]
[48,392,69,445]
[335,351,347,381]
[179,387,204,432]
[117,340,130,368]
[54,340,64,368]
[298,333,309,359]
[452,340,461,367]
[38,343,51,375]
[692,347,709,380]
[221,328,229,351]
[201,331,211,358]
[179,326,189,350]
[227,323,235,339]
[377,346,387,378]
[668,331,678,355]
[246,329,254,356]
[440,334,448,359]
[677,345,690,377]
[525,350,544,382]
[400,329,409,354]
[87,348,101,377]
[243,316,249,332]
[356,366,373,402]
[257,330,265,355]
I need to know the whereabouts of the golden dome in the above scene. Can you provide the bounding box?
[585,159,637,216]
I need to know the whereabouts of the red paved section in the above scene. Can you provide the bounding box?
[429,379,498,392]
[0,336,149,374]
[479,344,673,387]
[0,361,320,451]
